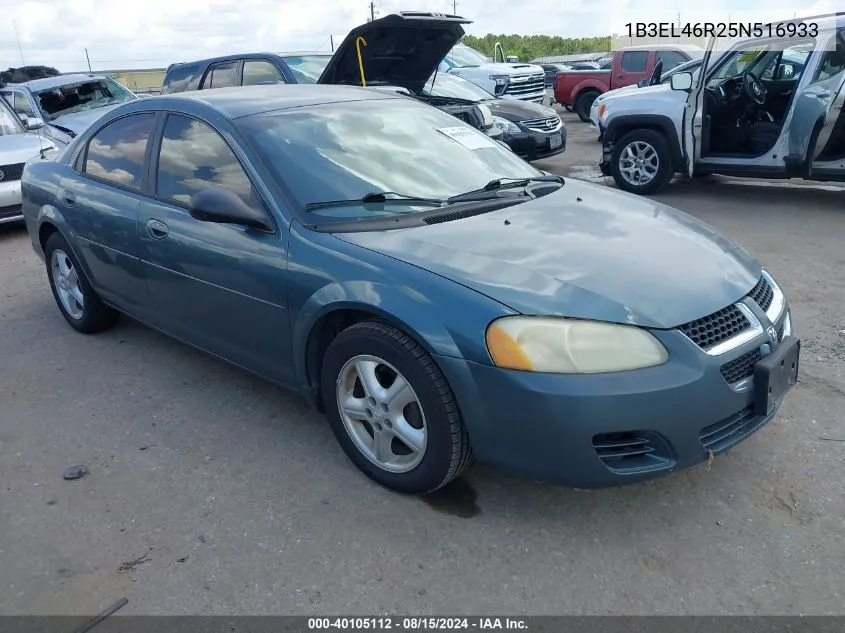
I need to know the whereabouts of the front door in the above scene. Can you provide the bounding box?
[138,112,294,384]
[810,31,845,161]
[682,34,719,176]
[59,112,158,313]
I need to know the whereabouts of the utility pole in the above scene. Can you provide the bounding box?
[330,35,334,52]
[369,0,375,22]
[452,0,457,13]
[85,48,92,72]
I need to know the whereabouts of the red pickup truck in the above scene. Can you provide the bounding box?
[554,45,703,121]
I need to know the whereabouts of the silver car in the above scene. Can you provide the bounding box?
[598,13,844,194]
[0,96,56,224]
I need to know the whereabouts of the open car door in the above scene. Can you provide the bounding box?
[811,27,845,160]
[682,35,718,176]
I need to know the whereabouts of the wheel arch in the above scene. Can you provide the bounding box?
[603,115,685,173]
[293,282,472,412]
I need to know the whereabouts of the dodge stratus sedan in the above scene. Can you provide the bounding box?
[20,84,800,494]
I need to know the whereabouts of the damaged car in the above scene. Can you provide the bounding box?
[0,74,140,148]
[598,13,843,194]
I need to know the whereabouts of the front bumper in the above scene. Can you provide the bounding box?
[434,313,796,488]
[0,180,23,224]
[506,125,566,161]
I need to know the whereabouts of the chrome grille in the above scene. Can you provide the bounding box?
[0,162,25,182]
[521,115,561,132]
[504,73,545,98]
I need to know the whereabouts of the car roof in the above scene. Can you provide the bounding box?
[8,73,109,90]
[147,83,404,119]
[276,51,333,57]
[619,44,705,53]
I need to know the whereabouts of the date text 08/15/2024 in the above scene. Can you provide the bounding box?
[624,21,820,39]
[307,617,528,630]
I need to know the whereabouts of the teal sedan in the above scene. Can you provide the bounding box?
[20,84,799,494]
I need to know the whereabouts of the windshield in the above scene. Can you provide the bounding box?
[236,98,540,220]
[33,78,135,121]
[421,72,495,101]
[661,62,701,83]
[280,55,333,83]
[0,98,25,135]
[709,47,767,84]
[445,44,490,68]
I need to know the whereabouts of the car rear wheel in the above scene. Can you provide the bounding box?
[44,232,119,333]
[610,129,674,195]
[321,320,474,494]
[574,90,599,122]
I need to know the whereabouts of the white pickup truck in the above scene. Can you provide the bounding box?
[438,43,547,103]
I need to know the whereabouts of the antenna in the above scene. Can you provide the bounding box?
[85,48,92,72]
[12,20,26,66]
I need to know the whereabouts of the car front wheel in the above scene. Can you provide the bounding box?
[44,232,119,333]
[321,320,474,494]
[609,129,674,195]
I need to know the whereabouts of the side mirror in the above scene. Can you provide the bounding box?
[636,79,648,88]
[777,65,794,80]
[188,188,273,232]
[25,116,45,130]
[670,72,693,91]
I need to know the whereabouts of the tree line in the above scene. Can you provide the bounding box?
[461,34,612,61]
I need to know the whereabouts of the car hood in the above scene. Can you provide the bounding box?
[49,103,126,137]
[460,62,543,75]
[318,13,471,94]
[485,98,558,122]
[601,83,672,104]
[335,180,760,329]
[0,132,54,163]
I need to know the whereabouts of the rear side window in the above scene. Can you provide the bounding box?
[242,60,285,86]
[205,61,239,89]
[621,51,649,72]
[156,113,253,205]
[162,64,199,94]
[84,113,157,189]
[655,51,688,70]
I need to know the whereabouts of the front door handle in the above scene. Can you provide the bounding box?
[61,190,76,206]
[146,218,169,240]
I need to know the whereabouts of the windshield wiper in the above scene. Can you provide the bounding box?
[304,191,446,211]
[47,123,76,138]
[447,175,565,203]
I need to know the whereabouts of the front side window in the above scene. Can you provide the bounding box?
[206,62,239,89]
[242,60,285,86]
[621,51,648,72]
[814,35,845,83]
[84,112,157,188]
[236,98,540,220]
[34,78,134,121]
[279,55,333,83]
[156,113,253,205]
[11,91,36,117]
[656,51,688,70]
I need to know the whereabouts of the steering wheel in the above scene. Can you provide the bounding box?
[743,72,766,105]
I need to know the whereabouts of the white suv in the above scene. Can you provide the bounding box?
[597,13,845,195]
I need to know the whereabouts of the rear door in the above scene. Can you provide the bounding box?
[59,111,159,312]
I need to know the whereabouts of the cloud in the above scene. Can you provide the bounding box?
[0,0,834,72]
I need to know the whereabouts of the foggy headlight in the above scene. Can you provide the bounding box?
[492,116,520,135]
[485,316,668,373]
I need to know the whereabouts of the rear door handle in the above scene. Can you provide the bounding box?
[146,218,169,239]
[61,190,76,206]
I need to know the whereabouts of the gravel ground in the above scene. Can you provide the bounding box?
[1,109,843,616]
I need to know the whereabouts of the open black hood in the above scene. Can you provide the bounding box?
[318,11,471,94]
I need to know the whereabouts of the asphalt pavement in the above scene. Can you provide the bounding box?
[1,109,843,616]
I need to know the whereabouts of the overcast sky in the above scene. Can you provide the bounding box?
[0,0,836,72]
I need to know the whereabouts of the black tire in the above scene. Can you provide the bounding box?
[44,232,119,334]
[321,320,474,494]
[574,90,599,122]
[609,128,674,195]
